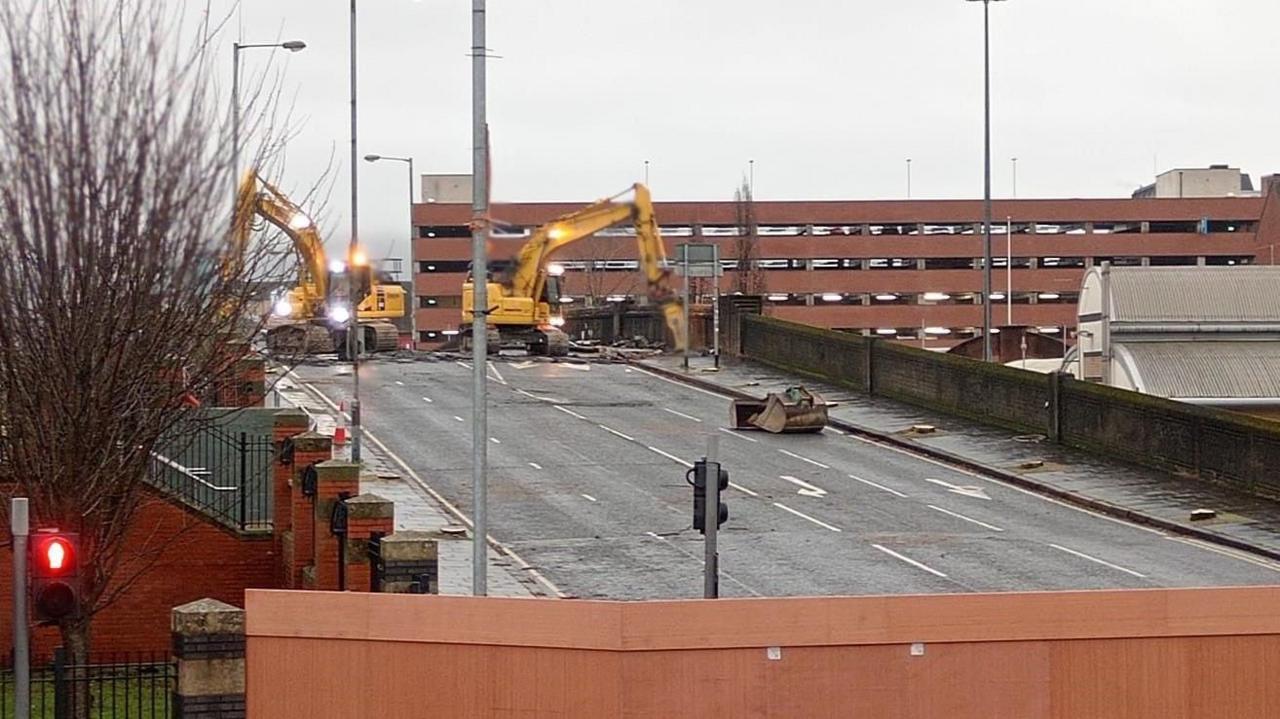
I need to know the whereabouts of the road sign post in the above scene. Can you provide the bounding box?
[675,244,720,369]
[11,498,29,717]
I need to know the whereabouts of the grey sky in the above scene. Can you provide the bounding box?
[216,1,1280,263]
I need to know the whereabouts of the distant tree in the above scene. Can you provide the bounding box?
[0,0,301,682]
[733,177,766,295]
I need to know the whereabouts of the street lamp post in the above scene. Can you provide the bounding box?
[967,0,1005,363]
[1011,156,1018,198]
[906,158,913,199]
[348,0,363,463]
[231,40,306,198]
[365,154,416,350]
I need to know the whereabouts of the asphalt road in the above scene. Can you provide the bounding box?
[293,357,1280,599]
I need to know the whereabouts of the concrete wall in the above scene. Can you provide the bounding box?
[245,586,1280,718]
[738,313,1280,496]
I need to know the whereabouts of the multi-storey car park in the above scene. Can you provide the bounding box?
[410,181,1280,351]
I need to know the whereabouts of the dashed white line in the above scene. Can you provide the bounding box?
[599,424,636,442]
[729,482,760,497]
[847,473,909,498]
[528,462,543,470]
[422,396,433,403]
[872,544,949,578]
[822,427,845,435]
[1049,543,1147,578]
[1165,536,1280,573]
[553,406,587,420]
[453,415,465,422]
[394,380,404,386]
[581,494,597,502]
[662,407,703,423]
[928,505,1004,532]
[647,446,694,468]
[773,502,842,532]
[489,437,501,444]
[718,427,758,442]
[779,449,830,469]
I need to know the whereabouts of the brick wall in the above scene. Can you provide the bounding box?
[737,313,1280,497]
[0,485,277,659]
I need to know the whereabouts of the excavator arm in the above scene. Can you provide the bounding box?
[234,171,330,305]
[508,184,685,348]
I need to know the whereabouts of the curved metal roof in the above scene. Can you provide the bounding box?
[1120,341,1280,398]
[1104,266,1280,323]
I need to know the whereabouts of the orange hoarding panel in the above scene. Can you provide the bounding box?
[246,587,1280,718]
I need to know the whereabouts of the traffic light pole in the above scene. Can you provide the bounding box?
[10,497,30,717]
[703,435,720,599]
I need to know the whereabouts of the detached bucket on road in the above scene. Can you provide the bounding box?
[730,386,829,434]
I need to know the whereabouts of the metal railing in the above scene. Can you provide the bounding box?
[1,649,176,718]
[147,423,275,532]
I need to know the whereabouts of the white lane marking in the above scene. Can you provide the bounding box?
[822,427,845,435]
[1049,543,1147,578]
[528,462,543,470]
[290,373,566,598]
[581,494,597,502]
[872,544,949,578]
[845,431,1166,535]
[729,482,760,497]
[718,427,759,443]
[455,360,472,370]
[779,449,830,469]
[773,502,843,532]
[562,362,591,372]
[780,475,828,498]
[644,531,763,597]
[662,407,703,423]
[554,406,587,420]
[515,388,566,404]
[394,380,404,386]
[1165,536,1280,573]
[453,415,465,422]
[928,505,1005,532]
[599,424,636,442]
[648,446,694,468]
[848,473,909,498]
[925,478,991,500]
[487,361,507,385]
[489,437,501,444]
[422,396,433,403]
[510,361,536,370]
[631,366,735,400]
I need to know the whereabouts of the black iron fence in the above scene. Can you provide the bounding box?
[148,422,275,533]
[1,649,176,718]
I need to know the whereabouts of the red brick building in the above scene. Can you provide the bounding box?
[412,190,1280,350]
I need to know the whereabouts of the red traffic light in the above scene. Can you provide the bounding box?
[33,535,76,576]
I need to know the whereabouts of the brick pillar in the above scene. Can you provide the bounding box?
[342,493,395,592]
[376,531,440,594]
[309,460,360,591]
[271,410,311,587]
[230,355,266,407]
[286,431,332,589]
[171,598,245,719]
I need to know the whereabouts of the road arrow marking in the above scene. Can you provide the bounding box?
[780,475,828,498]
[926,478,990,500]
[510,361,536,370]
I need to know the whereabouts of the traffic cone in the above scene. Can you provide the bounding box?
[334,423,348,445]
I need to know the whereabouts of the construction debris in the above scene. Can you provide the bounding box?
[731,386,829,434]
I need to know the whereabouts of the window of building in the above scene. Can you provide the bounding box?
[417,260,470,273]
[764,293,807,306]
[991,256,1033,269]
[418,330,440,342]
[924,257,975,270]
[1206,256,1254,266]
[811,258,841,270]
[872,292,909,304]
[868,257,914,269]
[1148,256,1198,266]
[757,259,793,269]
[1091,222,1143,234]
[418,225,470,238]
[1148,221,1200,234]
[1207,220,1251,233]
[1039,256,1086,269]
[1034,292,1076,304]
[1092,256,1143,267]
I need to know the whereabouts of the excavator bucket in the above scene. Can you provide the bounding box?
[730,386,829,434]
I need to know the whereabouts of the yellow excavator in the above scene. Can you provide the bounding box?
[232,171,406,357]
[461,183,685,356]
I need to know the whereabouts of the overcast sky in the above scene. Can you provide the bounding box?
[210,0,1280,263]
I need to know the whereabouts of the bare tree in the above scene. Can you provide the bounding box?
[733,177,766,295]
[0,0,300,672]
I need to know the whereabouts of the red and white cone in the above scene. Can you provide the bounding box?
[334,400,349,444]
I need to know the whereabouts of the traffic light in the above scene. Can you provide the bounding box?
[30,531,81,622]
[688,459,729,534]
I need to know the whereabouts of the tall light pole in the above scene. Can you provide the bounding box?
[967,0,1005,363]
[906,158,913,199]
[644,159,650,185]
[471,0,491,596]
[348,1,363,462]
[231,40,306,199]
[365,154,416,349]
[1011,157,1018,198]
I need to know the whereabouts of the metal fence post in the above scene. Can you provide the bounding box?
[238,432,248,530]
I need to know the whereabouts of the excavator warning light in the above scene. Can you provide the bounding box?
[351,248,369,267]
[548,315,566,328]
[548,226,567,240]
[273,299,294,318]
[288,212,312,230]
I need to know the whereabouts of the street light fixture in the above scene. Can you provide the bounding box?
[364,153,417,350]
[966,0,1006,363]
[231,40,306,195]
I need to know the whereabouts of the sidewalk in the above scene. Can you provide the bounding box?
[272,371,546,598]
[641,355,1280,561]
